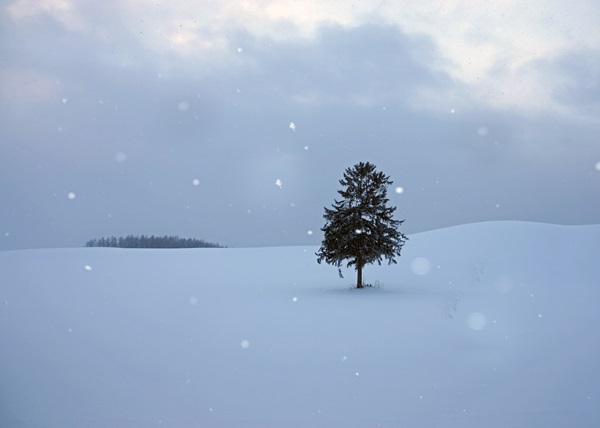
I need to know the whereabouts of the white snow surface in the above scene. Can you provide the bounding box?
[1,221,599,427]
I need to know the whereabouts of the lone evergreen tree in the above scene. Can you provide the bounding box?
[316,162,408,288]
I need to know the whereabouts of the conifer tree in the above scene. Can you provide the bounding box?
[316,162,408,288]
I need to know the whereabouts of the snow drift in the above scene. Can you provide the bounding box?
[1,221,599,427]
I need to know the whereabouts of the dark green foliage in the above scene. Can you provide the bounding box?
[316,162,408,288]
[85,235,224,249]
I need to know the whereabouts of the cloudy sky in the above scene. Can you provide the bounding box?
[1,0,599,250]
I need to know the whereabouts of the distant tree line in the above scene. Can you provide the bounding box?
[85,235,224,249]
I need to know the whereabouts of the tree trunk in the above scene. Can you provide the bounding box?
[357,264,363,288]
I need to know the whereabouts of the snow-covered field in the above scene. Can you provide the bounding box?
[1,221,599,428]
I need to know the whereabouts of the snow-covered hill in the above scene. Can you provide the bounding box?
[1,221,599,427]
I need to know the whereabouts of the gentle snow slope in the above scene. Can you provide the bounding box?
[1,221,599,428]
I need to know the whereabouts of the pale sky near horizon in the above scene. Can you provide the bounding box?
[1,0,599,249]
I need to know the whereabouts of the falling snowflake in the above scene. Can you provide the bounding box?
[192,178,200,186]
[307,230,313,235]
[84,265,92,271]
[411,257,431,275]
[395,186,404,194]
[467,312,487,330]
[289,122,296,131]
[240,339,250,349]
[177,101,190,111]
[67,192,76,200]
[477,126,489,137]
[595,161,600,172]
[275,178,283,188]
[115,152,128,163]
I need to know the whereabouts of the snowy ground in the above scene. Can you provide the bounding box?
[1,221,599,427]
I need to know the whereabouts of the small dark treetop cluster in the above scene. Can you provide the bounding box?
[316,162,408,288]
[85,235,223,249]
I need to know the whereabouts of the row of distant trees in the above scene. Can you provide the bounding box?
[85,235,224,249]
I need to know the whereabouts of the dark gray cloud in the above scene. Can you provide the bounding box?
[1,13,599,250]
[548,50,600,117]
[232,24,450,106]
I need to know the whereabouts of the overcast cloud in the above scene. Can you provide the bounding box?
[1,0,599,249]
